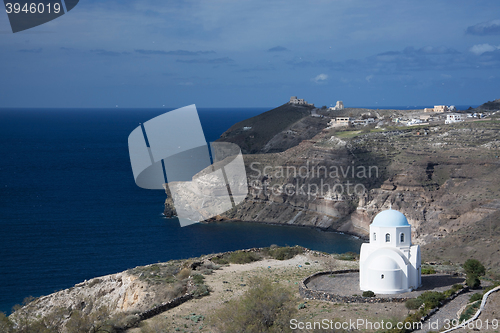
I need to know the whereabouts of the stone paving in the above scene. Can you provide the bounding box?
[305,273,465,299]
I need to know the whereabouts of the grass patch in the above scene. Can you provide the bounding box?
[334,130,361,138]
[334,252,359,261]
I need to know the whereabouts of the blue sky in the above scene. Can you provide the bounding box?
[1,0,500,108]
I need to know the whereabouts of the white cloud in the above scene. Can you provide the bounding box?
[470,44,500,55]
[365,75,373,82]
[312,73,328,83]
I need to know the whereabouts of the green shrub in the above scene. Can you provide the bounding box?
[193,284,210,298]
[466,275,481,289]
[335,252,359,261]
[268,246,303,261]
[403,309,426,329]
[362,291,375,297]
[469,293,482,303]
[227,251,261,264]
[211,257,229,265]
[418,291,446,310]
[459,300,480,322]
[405,298,423,310]
[443,284,463,297]
[210,277,297,332]
[463,259,485,289]
[463,259,486,277]
[192,274,205,285]
[421,267,436,275]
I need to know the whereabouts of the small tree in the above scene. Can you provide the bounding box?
[463,259,485,277]
[463,259,485,288]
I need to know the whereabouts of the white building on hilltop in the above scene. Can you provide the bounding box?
[360,209,421,294]
[445,113,464,124]
[329,101,344,111]
[289,96,313,106]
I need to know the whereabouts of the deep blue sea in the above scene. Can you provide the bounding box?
[0,107,365,314]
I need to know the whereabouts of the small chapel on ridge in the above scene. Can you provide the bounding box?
[359,209,422,294]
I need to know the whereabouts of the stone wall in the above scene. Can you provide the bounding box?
[300,270,411,303]
[300,269,470,333]
[137,293,194,321]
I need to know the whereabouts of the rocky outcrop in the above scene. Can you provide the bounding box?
[9,272,153,325]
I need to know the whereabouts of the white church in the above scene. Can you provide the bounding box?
[359,209,422,294]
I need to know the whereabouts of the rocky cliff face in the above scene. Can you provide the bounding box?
[9,272,152,327]
[167,118,500,253]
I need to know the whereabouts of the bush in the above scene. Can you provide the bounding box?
[469,293,482,303]
[421,267,436,275]
[463,259,486,277]
[335,252,359,261]
[192,274,205,285]
[227,251,261,264]
[418,291,446,310]
[211,257,229,265]
[459,300,480,322]
[466,275,481,289]
[176,267,191,280]
[362,291,375,297]
[463,259,485,289]
[443,284,463,297]
[196,261,220,275]
[210,277,297,332]
[193,284,210,298]
[267,246,303,261]
[405,298,424,310]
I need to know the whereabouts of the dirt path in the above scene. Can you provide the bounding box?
[414,292,472,333]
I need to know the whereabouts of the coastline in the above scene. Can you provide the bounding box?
[202,217,369,241]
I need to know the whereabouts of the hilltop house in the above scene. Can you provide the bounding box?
[329,101,344,111]
[445,113,464,124]
[433,105,448,112]
[289,96,313,106]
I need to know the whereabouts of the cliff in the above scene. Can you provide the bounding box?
[166,108,500,271]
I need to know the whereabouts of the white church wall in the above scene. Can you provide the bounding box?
[359,209,421,294]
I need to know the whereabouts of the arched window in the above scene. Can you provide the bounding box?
[381,274,384,279]
[385,233,390,242]
[373,233,376,241]
[400,233,405,243]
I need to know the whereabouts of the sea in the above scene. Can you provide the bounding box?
[0,107,368,315]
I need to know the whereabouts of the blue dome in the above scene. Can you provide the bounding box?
[372,209,409,227]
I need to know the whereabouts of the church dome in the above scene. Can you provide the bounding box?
[371,209,409,227]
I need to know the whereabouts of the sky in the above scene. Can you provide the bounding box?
[1,0,500,108]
